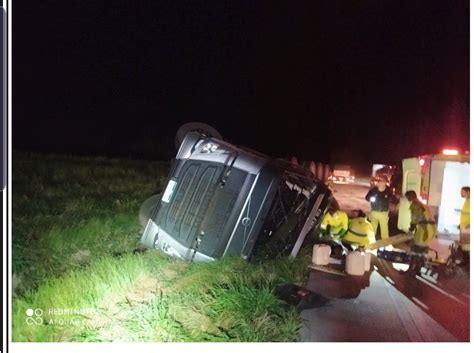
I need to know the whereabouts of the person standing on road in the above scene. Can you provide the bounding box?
[365,178,392,240]
[405,190,437,246]
[403,190,437,276]
[459,186,470,255]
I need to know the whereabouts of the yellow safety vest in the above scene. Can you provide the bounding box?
[320,210,348,237]
[460,198,470,228]
[410,202,436,246]
[343,217,375,247]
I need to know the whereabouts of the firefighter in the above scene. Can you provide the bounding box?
[405,190,437,246]
[319,200,349,241]
[342,210,376,248]
[459,186,470,254]
[365,178,392,240]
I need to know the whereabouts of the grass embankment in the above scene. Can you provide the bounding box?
[12,153,312,342]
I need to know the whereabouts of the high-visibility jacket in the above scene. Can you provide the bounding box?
[460,198,470,228]
[460,198,470,251]
[410,201,437,246]
[343,217,375,247]
[320,210,348,237]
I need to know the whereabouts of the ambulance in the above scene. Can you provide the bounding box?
[398,149,470,238]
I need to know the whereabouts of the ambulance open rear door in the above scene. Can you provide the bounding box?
[398,158,421,232]
[435,160,470,237]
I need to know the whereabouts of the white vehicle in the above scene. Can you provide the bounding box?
[329,164,355,184]
[398,149,470,238]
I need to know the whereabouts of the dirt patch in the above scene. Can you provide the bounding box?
[161,268,179,280]
[172,308,221,335]
[125,274,162,305]
[80,272,164,341]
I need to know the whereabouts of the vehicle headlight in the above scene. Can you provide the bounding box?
[201,142,219,153]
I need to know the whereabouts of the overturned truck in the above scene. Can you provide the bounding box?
[140,123,331,262]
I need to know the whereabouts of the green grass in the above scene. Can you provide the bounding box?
[12,152,312,342]
[12,152,166,289]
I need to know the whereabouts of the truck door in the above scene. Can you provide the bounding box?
[398,158,421,232]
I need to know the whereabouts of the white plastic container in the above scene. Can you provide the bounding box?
[345,251,365,276]
[363,252,371,272]
[312,244,331,265]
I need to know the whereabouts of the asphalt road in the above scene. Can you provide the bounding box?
[300,182,470,342]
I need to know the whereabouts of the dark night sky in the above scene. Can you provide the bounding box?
[13,0,469,168]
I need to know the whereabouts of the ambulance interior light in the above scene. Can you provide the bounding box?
[442,149,459,155]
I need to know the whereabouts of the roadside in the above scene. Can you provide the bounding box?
[301,182,470,342]
[12,153,312,342]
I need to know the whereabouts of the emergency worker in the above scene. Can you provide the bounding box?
[342,210,376,248]
[320,200,349,241]
[405,190,437,247]
[403,190,437,276]
[365,178,392,240]
[459,186,470,257]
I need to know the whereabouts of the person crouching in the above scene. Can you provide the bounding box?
[342,210,376,249]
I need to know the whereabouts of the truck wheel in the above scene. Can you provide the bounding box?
[139,193,162,231]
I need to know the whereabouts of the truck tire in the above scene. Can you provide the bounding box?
[139,193,162,231]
